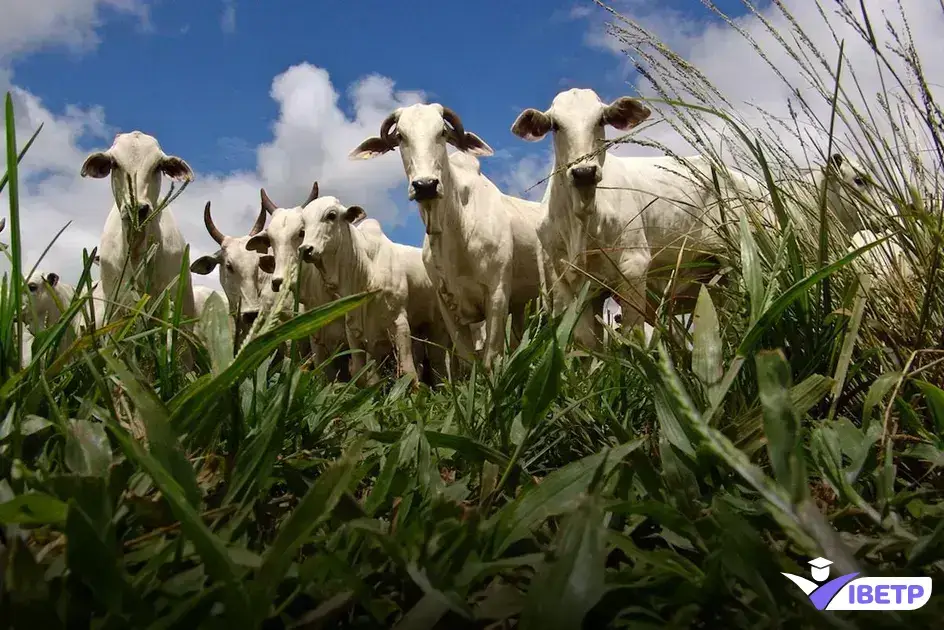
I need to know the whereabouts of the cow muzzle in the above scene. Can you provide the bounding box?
[570,166,600,189]
[410,178,442,201]
[298,244,321,267]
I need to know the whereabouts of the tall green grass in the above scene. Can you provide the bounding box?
[1,1,944,627]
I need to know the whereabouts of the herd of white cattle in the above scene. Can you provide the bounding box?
[8,88,913,384]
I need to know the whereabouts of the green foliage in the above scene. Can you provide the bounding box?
[3,2,944,628]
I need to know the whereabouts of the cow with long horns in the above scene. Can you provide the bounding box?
[245,183,349,379]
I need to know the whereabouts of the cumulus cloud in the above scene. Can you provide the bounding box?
[569,0,943,173]
[0,0,149,61]
[0,7,426,293]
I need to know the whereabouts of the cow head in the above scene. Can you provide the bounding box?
[298,196,367,283]
[350,103,493,204]
[822,153,892,232]
[245,182,320,293]
[23,270,63,332]
[190,201,269,326]
[81,131,194,227]
[511,88,650,193]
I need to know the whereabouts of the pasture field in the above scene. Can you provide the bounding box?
[2,2,944,628]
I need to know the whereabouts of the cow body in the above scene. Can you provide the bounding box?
[81,131,196,325]
[350,104,544,369]
[245,185,348,379]
[299,197,449,385]
[513,89,769,345]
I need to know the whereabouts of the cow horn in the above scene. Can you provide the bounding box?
[441,106,467,147]
[248,202,267,237]
[380,110,401,148]
[303,181,319,207]
[260,188,278,215]
[204,201,226,245]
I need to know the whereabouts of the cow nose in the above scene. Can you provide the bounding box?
[271,278,283,292]
[570,166,598,188]
[411,178,440,201]
[240,311,259,326]
[298,244,315,263]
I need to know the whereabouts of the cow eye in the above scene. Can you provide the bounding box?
[853,176,866,187]
[225,261,234,271]
[28,283,36,292]
[550,121,559,132]
[298,229,305,238]
[326,211,337,221]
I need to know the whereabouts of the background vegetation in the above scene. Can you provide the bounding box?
[1,1,942,628]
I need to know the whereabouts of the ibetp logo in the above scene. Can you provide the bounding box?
[782,557,932,611]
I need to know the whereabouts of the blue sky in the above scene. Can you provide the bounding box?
[4,0,935,289]
[2,0,747,268]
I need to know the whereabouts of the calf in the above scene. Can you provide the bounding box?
[298,197,449,385]
[350,104,545,369]
[22,271,78,357]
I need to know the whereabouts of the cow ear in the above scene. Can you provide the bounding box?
[259,255,276,274]
[829,153,844,169]
[511,109,552,142]
[460,132,494,157]
[45,273,59,287]
[349,137,393,160]
[344,205,367,223]
[81,152,114,178]
[245,232,271,254]
[160,155,194,182]
[190,252,221,275]
[603,97,650,130]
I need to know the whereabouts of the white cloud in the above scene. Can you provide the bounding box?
[221,0,236,34]
[0,6,426,293]
[568,0,943,175]
[0,0,149,61]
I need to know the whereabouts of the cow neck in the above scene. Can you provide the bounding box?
[546,173,593,267]
[335,224,375,295]
[423,160,469,254]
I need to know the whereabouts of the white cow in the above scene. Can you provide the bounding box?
[350,104,545,369]
[784,153,895,239]
[511,88,769,345]
[297,197,450,385]
[847,229,914,283]
[245,184,348,379]
[190,201,271,330]
[22,271,79,357]
[80,131,196,325]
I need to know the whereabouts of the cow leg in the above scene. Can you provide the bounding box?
[390,310,418,383]
[615,253,649,336]
[344,314,369,385]
[483,282,511,370]
[435,292,476,364]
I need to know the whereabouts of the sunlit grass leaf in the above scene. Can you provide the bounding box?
[0,493,68,525]
[492,438,644,554]
[692,285,723,408]
[199,290,233,376]
[64,418,113,478]
[756,350,805,501]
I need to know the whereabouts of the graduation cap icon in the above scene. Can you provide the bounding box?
[809,557,833,582]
